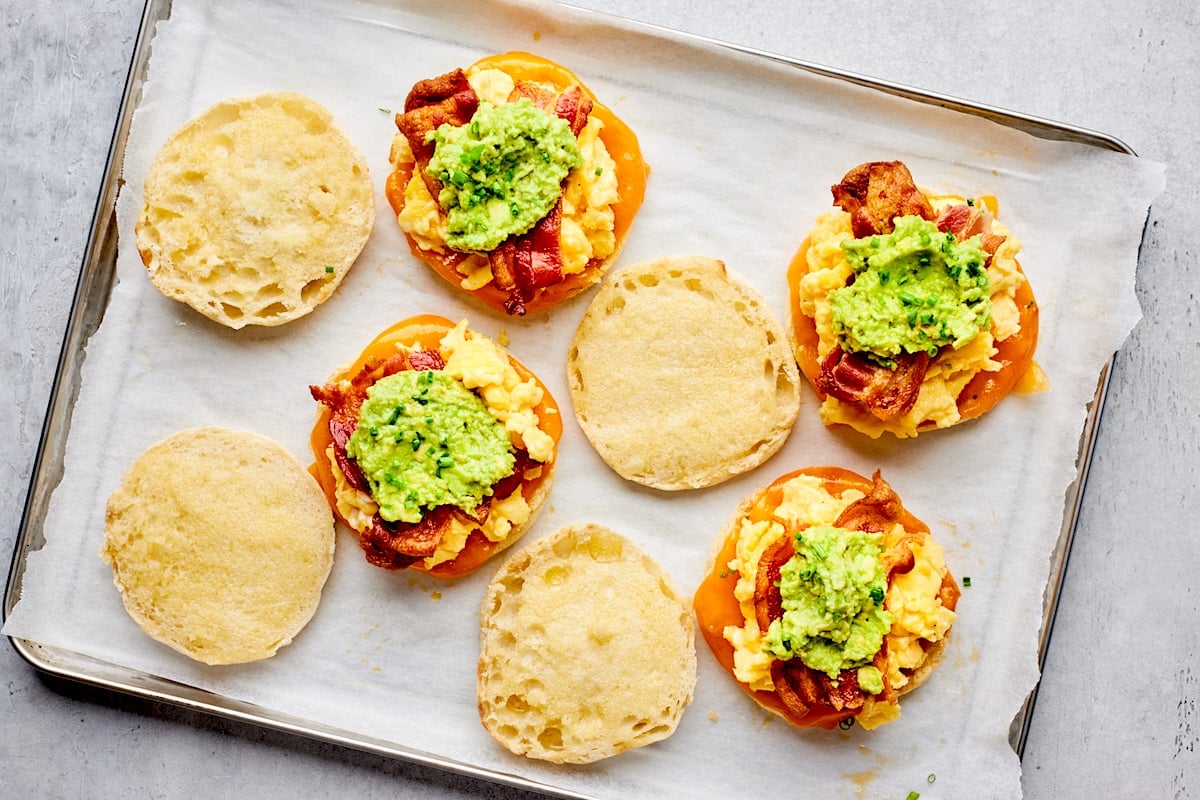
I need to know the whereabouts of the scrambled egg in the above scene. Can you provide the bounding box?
[328,320,555,568]
[721,473,955,727]
[797,195,1026,438]
[390,67,619,289]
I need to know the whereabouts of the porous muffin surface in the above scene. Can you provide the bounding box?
[135,92,374,329]
[477,523,696,764]
[567,256,801,490]
[102,427,335,665]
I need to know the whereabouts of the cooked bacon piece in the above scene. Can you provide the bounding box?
[834,470,905,533]
[754,534,794,631]
[938,569,962,612]
[398,68,480,196]
[405,349,445,372]
[822,667,865,711]
[491,201,567,316]
[936,202,1007,260]
[554,85,593,137]
[508,80,556,111]
[310,380,371,492]
[772,659,816,718]
[815,346,930,421]
[831,161,935,238]
[359,506,457,570]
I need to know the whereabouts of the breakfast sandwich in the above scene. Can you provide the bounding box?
[308,315,560,577]
[477,523,696,763]
[694,466,959,730]
[136,92,374,329]
[567,256,801,490]
[787,161,1046,437]
[102,427,335,665]
[385,51,647,316]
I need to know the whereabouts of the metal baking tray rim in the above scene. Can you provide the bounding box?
[5,0,1138,792]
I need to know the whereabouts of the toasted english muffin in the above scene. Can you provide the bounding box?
[477,523,696,764]
[567,256,801,490]
[136,92,374,329]
[102,427,335,665]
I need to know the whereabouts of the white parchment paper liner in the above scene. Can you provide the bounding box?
[6,0,1165,797]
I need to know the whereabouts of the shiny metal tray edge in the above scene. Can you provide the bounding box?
[4,0,1136,791]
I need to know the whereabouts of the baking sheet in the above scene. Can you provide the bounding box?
[4,0,1164,797]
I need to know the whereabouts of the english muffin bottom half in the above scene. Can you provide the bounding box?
[136,92,374,329]
[477,523,696,764]
[102,427,335,666]
[568,255,800,491]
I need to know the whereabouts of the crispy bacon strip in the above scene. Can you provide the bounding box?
[490,202,567,316]
[936,202,1007,260]
[554,85,592,137]
[835,471,922,578]
[507,80,556,110]
[831,161,935,238]
[834,470,904,533]
[815,345,930,421]
[398,69,480,197]
[754,535,794,632]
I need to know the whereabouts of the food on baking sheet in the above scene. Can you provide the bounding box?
[477,523,696,763]
[693,466,959,730]
[101,427,335,665]
[135,92,374,329]
[308,315,560,577]
[385,51,647,316]
[787,161,1046,438]
[567,256,801,490]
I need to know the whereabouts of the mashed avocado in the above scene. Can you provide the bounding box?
[346,370,515,524]
[830,215,992,364]
[762,525,892,688]
[427,99,582,253]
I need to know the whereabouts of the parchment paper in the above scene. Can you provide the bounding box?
[5,0,1165,797]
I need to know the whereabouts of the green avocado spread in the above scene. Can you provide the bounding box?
[830,215,992,364]
[762,525,892,691]
[345,370,515,524]
[427,99,582,253]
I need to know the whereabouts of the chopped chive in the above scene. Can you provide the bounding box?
[324,265,335,274]
[378,107,392,114]
[963,576,972,587]
[906,792,921,800]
